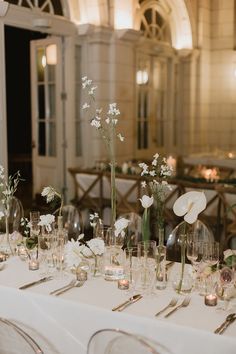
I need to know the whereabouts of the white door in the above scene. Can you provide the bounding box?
[30,37,63,196]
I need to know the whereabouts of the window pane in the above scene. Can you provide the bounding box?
[38,122,46,156]
[48,84,55,118]
[37,48,45,82]
[48,122,56,156]
[48,63,55,81]
[38,85,45,119]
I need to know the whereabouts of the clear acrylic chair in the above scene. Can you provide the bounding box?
[166,219,214,262]
[118,212,142,247]
[54,204,83,240]
[87,328,173,354]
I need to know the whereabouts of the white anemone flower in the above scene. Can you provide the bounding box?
[139,195,154,209]
[86,238,105,255]
[173,191,207,224]
[114,218,130,237]
[65,240,84,268]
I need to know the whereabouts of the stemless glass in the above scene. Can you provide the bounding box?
[137,241,156,294]
[38,226,56,275]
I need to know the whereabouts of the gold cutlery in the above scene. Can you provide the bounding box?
[19,276,53,290]
[214,313,236,334]
[112,294,142,312]
[164,296,191,318]
[50,279,77,295]
[54,280,85,296]
[155,297,178,317]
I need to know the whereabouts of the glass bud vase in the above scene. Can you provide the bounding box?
[103,246,125,281]
[156,244,166,290]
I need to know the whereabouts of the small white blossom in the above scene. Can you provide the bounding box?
[152,159,157,166]
[149,170,156,177]
[82,103,90,110]
[153,153,159,159]
[108,103,120,116]
[105,117,110,124]
[117,133,124,142]
[96,108,102,114]
[88,86,97,95]
[91,119,101,128]
[78,233,85,240]
[141,181,147,188]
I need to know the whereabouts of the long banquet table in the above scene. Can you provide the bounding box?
[0,257,235,354]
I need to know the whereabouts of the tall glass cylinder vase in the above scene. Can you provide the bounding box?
[156,244,166,290]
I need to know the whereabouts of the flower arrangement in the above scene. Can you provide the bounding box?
[139,153,172,245]
[82,76,124,229]
[173,191,207,293]
[0,165,22,254]
[65,234,105,276]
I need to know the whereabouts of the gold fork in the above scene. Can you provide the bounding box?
[164,296,191,318]
[155,297,178,317]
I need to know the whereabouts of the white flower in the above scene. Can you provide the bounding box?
[173,191,207,224]
[41,186,56,203]
[88,86,97,95]
[139,195,154,209]
[152,159,157,166]
[117,133,124,142]
[153,153,159,159]
[91,119,101,128]
[114,218,130,237]
[38,214,55,232]
[149,170,156,177]
[0,211,4,219]
[108,103,120,116]
[105,117,110,124]
[82,103,90,110]
[141,181,147,188]
[81,245,93,257]
[86,238,105,255]
[90,213,99,220]
[96,108,102,114]
[65,240,84,268]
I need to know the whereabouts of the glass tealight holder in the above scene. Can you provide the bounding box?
[29,258,39,271]
[155,245,167,290]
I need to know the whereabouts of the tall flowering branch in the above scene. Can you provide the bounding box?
[139,153,172,232]
[0,165,23,255]
[82,76,125,229]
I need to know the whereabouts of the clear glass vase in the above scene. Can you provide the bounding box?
[103,246,125,281]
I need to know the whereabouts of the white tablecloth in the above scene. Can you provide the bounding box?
[0,257,235,354]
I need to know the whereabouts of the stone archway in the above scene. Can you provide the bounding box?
[135,0,193,50]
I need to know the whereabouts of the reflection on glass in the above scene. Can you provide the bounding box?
[48,84,55,118]
[48,122,56,156]
[37,47,45,82]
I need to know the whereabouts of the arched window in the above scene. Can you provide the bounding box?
[140,6,171,43]
[7,0,63,16]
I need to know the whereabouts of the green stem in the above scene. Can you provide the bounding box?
[177,222,187,294]
[110,126,116,229]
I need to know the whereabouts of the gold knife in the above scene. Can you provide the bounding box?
[19,276,53,290]
[112,294,142,312]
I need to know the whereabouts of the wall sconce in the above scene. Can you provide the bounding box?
[136,70,148,85]
[46,44,57,65]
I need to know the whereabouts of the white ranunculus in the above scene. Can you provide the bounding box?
[173,191,207,224]
[81,245,93,257]
[64,240,84,268]
[114,218,130,237]
[86,238,105,255]
[139,195,154,209]
[38,214,55,232]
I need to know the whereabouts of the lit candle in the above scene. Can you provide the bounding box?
[167,156,176,174]
[76,267,88,281]
[18,245,28,261]
[28,259,39,271]
[204,294,217,306]
[118,279,129,290]
[0,253,7,262]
